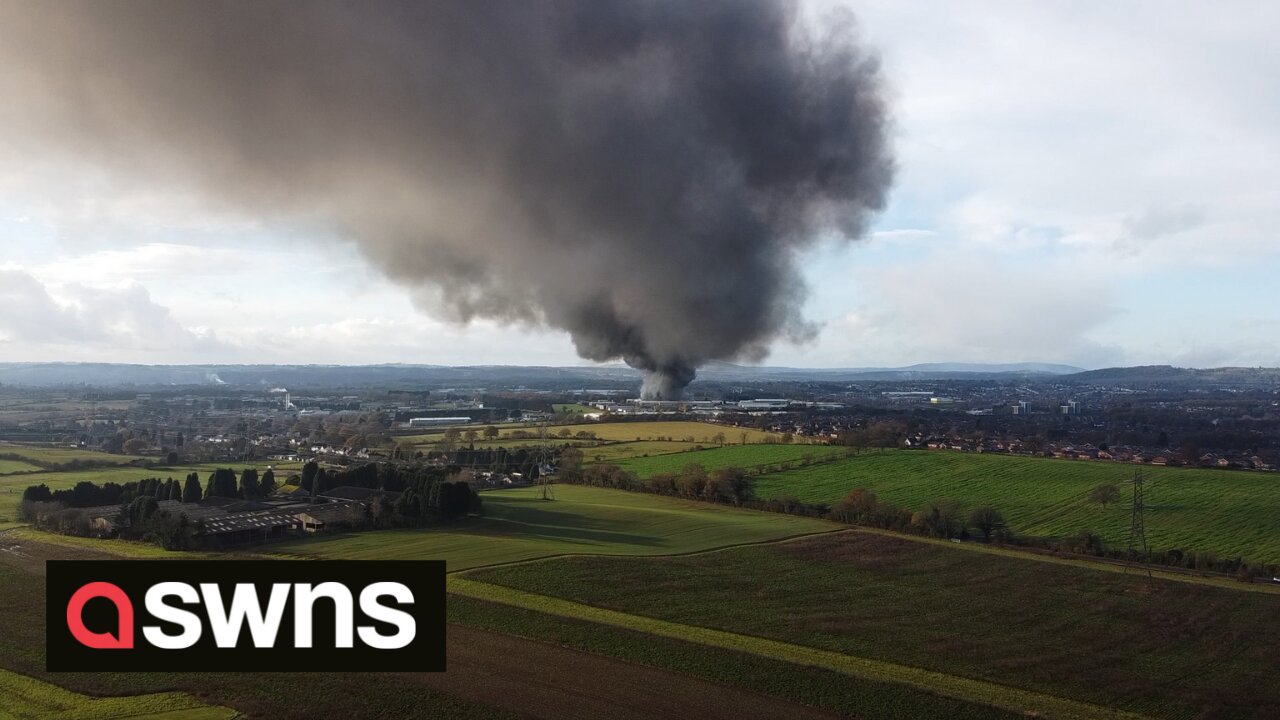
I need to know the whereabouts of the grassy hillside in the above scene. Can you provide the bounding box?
[271,485,832,569]
[754,450,1280,561]
[467,530,1280,720]
[613,444,851,477]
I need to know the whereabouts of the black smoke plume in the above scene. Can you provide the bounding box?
[0,0,893,398]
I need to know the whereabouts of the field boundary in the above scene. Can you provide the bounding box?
[439,524,844,574]
[447,578,1153,720]
[843,526,1280,595]
[0,668,239,719]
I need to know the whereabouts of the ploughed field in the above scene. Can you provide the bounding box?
[751,449,1280,562]
[464,530,1280,720]
[271,484,834,569]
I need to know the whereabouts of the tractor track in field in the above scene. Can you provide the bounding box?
[415,624,844,720]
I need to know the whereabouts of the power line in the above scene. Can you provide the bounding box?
[1125,468,1153,582]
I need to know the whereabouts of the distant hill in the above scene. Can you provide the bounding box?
[696,361,1084,381]
[0,360,1085,388]
[1064,365,1280,386]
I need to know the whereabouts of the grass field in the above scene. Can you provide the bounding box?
[0,460,41,475]
[552,403,597,415]
[466,530,1280,720]
[407,421,783,445]
[754,450,1280,561]
[0,669,236,719]
[0,444,150,465]
[271,485,833,570]
[581,440,704,463]
[566,421,783,443]
[614,444,851,477]
[0,461,305,529]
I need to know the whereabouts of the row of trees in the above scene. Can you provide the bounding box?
[21,467,279,510]
[560,462,756,505]
[302,460,482,521]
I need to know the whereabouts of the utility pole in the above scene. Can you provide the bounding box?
[1126,469,1153,581]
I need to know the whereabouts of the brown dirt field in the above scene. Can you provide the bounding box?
[416,624,845,720]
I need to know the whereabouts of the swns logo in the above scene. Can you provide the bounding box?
[47,560,445,672]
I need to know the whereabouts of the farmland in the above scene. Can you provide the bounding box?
[754,450,1280,562]
[0,460,305,529]
[551,403,596,415]
[0,669,236,720]
[466,530,1280,720]
[408,421,783,445]
[563,421,783,443]
[581,440,705,462]
[0,443,151,466]
[271,484,833,569]
[613,443,852,477]
[0,560,509,720]
[448,594,1021,720]
[0,459,41,475]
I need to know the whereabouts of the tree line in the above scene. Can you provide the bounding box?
[553,453,1280,582]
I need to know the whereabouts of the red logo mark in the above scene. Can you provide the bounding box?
[66,581,134,649]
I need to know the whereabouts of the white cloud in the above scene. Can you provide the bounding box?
[0,268,233,360]
[786,253,1125,368]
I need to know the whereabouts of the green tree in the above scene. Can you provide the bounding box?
[260,468,277,496]
[206,468,238,498]
[127,496,159,527]
[968,506,1006,542]
[301,461,320,492]
[1088,482,1121,509]
[483,425,499,439]
[240,468,260,499]
[182,472,202,503]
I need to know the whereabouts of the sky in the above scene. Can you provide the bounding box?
[1,1,1278,370]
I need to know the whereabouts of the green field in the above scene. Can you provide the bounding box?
[614,444,851,477]
[0,444,150,466]
[0,668,236,719]
[0,461,305,529]
[0,460,41,475]
[754,450,1280,561]
[581,440,704,463]
[466,530,1280,720]
[271,485,833,570]
[552,403,597,415]
[567,421,782,443]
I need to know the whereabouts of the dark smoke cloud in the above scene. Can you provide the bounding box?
[0,0,893,398]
